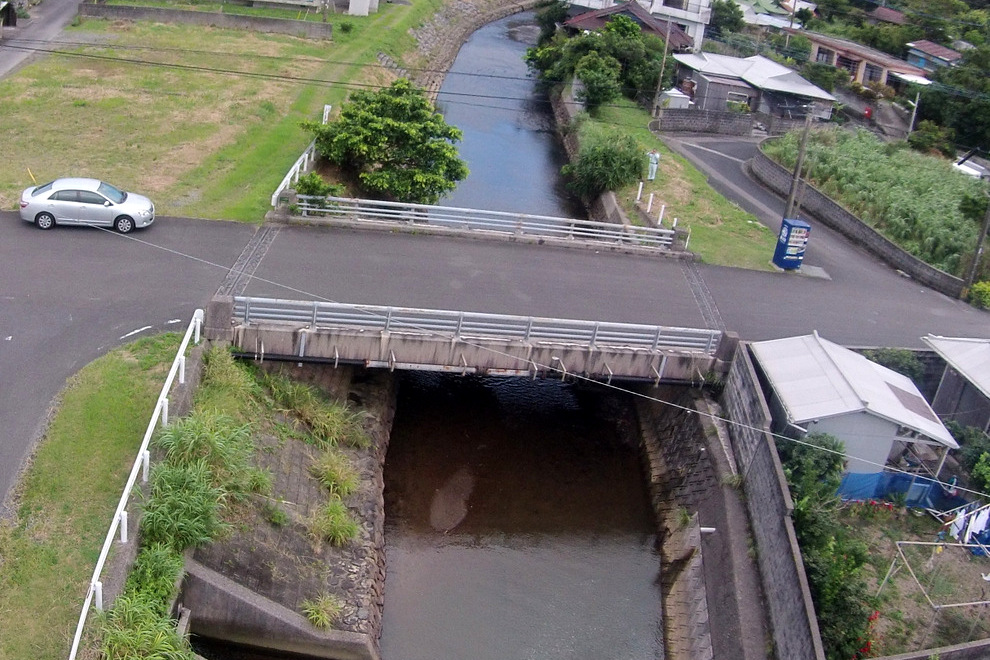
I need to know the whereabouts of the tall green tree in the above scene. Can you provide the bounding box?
[304,79,468,205]
[709,0,745,37]
[575,52,623,110]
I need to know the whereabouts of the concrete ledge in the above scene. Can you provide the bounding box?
[182,559,380,660]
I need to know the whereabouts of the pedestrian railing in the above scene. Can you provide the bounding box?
[233,297,720,354]
[67,310,204,660]
[271,140,318,208]
[292,195,677,249]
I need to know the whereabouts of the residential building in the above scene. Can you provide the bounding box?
[923,336,990,433]
[563,1,694,51]
[795,30,925,86]
[906,40,963,73]
[673,52,834,117]
[866,6,907,25]
[568,0,712,51]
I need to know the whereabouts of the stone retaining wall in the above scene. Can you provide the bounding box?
[658,108,752,136]
[79,1,334,38]
[721,345,826,660]
[750,143,965,298]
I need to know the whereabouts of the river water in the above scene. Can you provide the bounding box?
[436,12,584,218]
[380,374,662,660]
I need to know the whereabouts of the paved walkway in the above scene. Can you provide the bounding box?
[0,0,85,79]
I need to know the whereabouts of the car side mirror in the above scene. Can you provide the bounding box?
[104,201,111,207]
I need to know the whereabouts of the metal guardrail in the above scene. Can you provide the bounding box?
[233,297,720,354]
[271,140,318,208]
[68,310,204,660]
[293,196,677,249]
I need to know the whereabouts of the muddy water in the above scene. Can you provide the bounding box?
[380,374,662,660]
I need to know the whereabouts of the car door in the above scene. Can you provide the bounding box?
[76,190,114,226]
[48,190,82,224]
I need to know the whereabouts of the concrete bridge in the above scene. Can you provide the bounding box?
[206,296,738,384]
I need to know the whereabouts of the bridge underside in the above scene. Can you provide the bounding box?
[224,323,728,384]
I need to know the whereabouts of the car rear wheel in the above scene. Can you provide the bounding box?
[35,212,55,230]
[115,216,135,234]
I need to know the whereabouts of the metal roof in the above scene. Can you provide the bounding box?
[673,53,836,101]
[750,332,957,448]
[922,335,990,401]
[907,40,963,63]
[563,2,694,50]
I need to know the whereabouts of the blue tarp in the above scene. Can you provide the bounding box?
[838,471,969,511]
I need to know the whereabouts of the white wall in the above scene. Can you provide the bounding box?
[805,412,896,474]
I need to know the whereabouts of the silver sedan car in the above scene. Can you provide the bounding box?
[19,178,155,233]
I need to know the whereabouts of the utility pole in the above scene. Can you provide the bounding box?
[907,89,920,137]
[965,194,990,292]
[652,20,673,118]
[784,106,814,219]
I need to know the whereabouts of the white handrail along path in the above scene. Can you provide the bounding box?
[67,310,204,660]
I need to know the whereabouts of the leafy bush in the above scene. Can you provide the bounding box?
[562,132,642,199]
[949,421,990,474]
[295,171,344,199]
[141,461,226,552]
[969,281,990,309]
[776,433,877,660]
[908,120,956,157]
[801,63,850,94]
[574,52,622,111]
[860,348,923,384]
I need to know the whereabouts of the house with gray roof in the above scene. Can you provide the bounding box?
[673,52,835,118]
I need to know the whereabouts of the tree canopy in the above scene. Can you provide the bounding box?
[304,79,468,205]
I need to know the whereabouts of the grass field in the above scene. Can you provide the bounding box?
[0,335,180,660]
[577,99,778,271]
[0,0,439,221]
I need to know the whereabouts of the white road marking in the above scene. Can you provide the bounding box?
[166,318,182,324]
[682,143,747,163]
[120,325,153,340]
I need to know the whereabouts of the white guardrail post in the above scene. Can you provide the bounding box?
[67,308,205,660]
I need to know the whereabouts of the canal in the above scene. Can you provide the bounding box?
[380,374,662,659]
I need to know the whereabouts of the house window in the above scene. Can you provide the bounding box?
[863,63,884,83]
[816,47,834,64]
[835,55,859,76]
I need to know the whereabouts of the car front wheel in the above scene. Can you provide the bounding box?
[35,212,55,230]
[115,216,135,234]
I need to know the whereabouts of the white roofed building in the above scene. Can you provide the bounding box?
[750,332,957,480]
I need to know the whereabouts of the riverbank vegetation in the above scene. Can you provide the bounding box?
[0,338,370,659]
[763,128,989,279]
[0,0,443,220]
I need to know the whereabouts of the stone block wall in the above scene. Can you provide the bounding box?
[658,108,752,136]
[750,144,965,298]
[79,1,334,38]
[721,347,826,660]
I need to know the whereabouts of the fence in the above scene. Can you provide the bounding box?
[232,297,722,354]
[67,310,204,660]
[270,140,317,208]
[291,196,677,249]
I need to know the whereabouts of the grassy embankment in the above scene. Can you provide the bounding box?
[0,335,180,660]
[0,0,439,221]
[575,97,778,270]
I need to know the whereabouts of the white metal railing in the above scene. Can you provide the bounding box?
[292,196,677,249]
[67,309,204,660]
[271,140,318,208]
[233,297,720,353]
[270,104,331,208]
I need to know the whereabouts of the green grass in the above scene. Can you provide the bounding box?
[309,499,359,546]
[577,98,778,270]
[0,338,176,660]
[301,591,344,629]
[104,0,339,22]
[309,449,359,497]
[0,0,442,221]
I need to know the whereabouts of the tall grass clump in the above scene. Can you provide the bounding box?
[301,592,344,629]
[141,461,227,551]
[154,410,266,497]
[100,593,195,660]
[195,345,260,420]
[310,449,359,497]
[258,370,369,449]
[124,543,186,613]
[309,499,360,546]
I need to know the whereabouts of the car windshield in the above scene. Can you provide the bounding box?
[33,181,54,196]
[97,181,126,204]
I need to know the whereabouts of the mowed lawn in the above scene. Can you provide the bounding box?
[0,0,438,221]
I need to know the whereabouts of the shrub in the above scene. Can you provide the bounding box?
[908,120,956,158]
[969,281,990,309]
[562,132,642,199]
[141,461,226,552]
[294,171,344,199]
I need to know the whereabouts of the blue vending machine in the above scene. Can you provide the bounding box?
[773,218,811,270]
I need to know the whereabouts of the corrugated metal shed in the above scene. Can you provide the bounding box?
[923,335,990,400]
[673,53,836,101]
[751,332,957,448]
